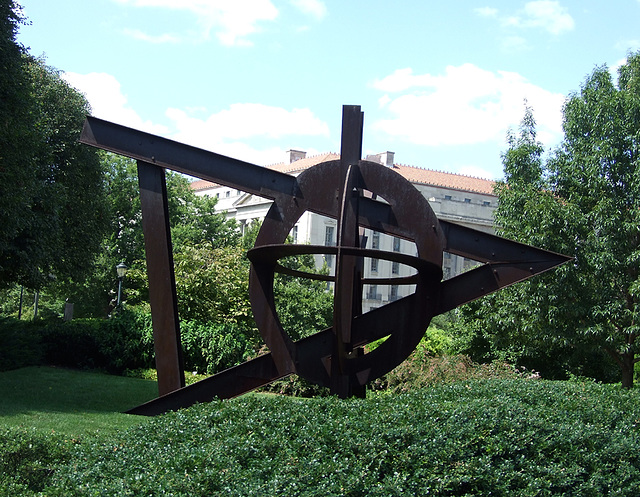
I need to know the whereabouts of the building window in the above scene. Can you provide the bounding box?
[366,285,380,300]
[291,225,298,244]
[483,201,491,206]
[372,231,380,249]
[371,258,379,272]
[391,261,399,274]
[390,285,398,301]
[325,254,333,268]
[393,237,401,252]
[325,226,335,247]
[444,195,452,201]
[464,198,471,203]
[226,190,231,198]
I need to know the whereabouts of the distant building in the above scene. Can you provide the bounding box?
[192,151,496,312]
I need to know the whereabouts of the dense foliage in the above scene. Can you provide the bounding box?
[2,379,640,495]
[0,12,107,290]
[0,312,255,376]
[460,53,640,386]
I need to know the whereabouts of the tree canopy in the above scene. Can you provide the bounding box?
[0,0,107,290]
[460,53,640,386]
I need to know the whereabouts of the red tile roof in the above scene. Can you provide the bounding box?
[191,153,495,196]
[391,163,495,195]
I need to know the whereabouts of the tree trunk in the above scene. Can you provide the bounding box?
[621,352,635,388]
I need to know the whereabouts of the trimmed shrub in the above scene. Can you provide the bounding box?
[39,310,155,374]
[38,379,640,496]
[0,427,75,494]
[370,353,536,394]
[0,318,44,371]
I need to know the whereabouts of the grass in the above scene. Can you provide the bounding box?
[0,366,158,437]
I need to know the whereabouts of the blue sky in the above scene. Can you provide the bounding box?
[16,0,640,179]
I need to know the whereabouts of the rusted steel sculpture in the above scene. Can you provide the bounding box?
[79,105,570,416]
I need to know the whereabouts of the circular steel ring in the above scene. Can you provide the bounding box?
[248,159,445,388]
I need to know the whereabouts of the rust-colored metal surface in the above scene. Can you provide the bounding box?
[137,161,185,395]
[79,105,571,416]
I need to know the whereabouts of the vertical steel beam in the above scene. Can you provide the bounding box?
[331,105,365,398]
[137,160,185,396]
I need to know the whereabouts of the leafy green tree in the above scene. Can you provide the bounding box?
[173,243,253,328]
[0,1,37,287]
[0,2,33,280]
[461,53,640,386]
[0,54,107,291]
[458,106,608,381]
[1,1,107,291]
[57,153,241,317]
[273,251,333,341]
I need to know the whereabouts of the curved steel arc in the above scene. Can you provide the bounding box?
[248,244,440,282]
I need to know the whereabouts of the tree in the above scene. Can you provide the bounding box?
[0,0,37,287]
[57,153,242,317]
[0,2,108,291]
[24,59,108,284]
[461,54,640,386]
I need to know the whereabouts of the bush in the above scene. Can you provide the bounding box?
[0,427,75,494]
[39,310,155,374]
[370,353,536,394]
[0,318,45,371]
[260,373,330,397]
[36,379,640,495]
[180,321,256,375]
[1,311,258,377]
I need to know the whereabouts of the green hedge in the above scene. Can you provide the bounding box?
[0,318,45,371]
[0,313,256,376]
[0,427,75,494]
[3,379,637,495]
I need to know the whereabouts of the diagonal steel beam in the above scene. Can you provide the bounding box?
[127,242,570,415]
[80,116,299,200]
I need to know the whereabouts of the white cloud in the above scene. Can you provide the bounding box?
[167,103,329,141]
[62,72,169,135]
[501,1,574,35]
[476,1,574,36]
[520,0,574,34]
[165,104,329,164]
[113,0,279,46]
[122,28,181,44]
[501,35,529,52]
[371,64,565,148]
[62,71,330,166]
[474,7,498,18]
[290,0,327,20]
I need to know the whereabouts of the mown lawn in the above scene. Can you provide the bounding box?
[0,366,158,437]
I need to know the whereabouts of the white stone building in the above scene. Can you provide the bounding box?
[192,151,496,312]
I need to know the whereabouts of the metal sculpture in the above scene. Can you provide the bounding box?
[79,105,570,416]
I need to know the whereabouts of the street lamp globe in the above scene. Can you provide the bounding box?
[116,262,128,280]
[116,262,128,308]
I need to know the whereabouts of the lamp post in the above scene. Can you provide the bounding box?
[116,262,128,307]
